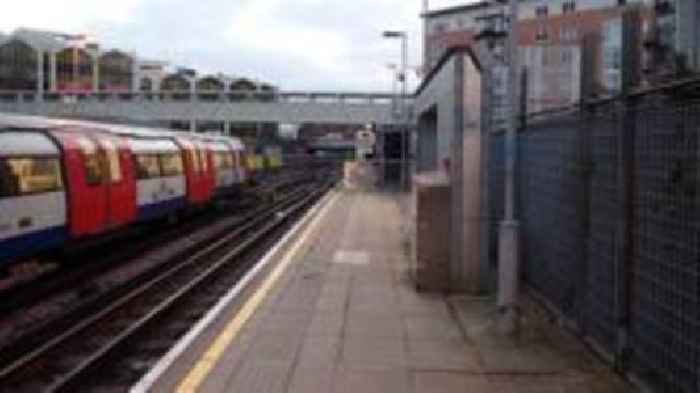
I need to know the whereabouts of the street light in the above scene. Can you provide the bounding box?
[382,30,408,189]
[497,0,521,335]
[386,63,400,117]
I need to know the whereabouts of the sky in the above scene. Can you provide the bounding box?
[0,0,473,92]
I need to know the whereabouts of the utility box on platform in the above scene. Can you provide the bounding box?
[412,172,451,292]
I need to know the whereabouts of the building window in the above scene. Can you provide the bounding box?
[535,5,548,18]
[562,49,573,64]
[560,26,579,41]
[536,25,549,42]
[563,1,576,14]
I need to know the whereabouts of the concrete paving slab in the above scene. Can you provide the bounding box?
[296,336,341,369]
[332,368,409,393]
[222,362,290,393]
[306,312,345,339]
[404,315,464,341]
[413,371,492,393]
[246,330,304,366]
[287,367,335,393]
[340,336,408,370]
[345,314,403,339]
[407,338,481,371]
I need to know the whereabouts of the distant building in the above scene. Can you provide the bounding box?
[422,0,698,111]
[0,27,276,95]
[135,59,169,92]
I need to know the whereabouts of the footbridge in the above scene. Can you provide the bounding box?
[0,91,412,126]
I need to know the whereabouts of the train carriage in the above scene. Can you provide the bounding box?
[208,141,236,194]
[129,138,187,221]
[0,113,254,267]
[0,131,68,262]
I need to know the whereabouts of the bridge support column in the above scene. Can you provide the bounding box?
[93,56,100,93]
[49,51,57,92]
[224,121,231,136]
[36,50,44,100]
[190,119,197,133]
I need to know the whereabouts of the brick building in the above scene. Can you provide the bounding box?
[422,0,697,112]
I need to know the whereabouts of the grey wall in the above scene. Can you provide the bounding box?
[416,106,438,172]
[414,50,486,293]
[415,56,460,171]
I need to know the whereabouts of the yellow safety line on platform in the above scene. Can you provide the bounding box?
[177,191,340,393]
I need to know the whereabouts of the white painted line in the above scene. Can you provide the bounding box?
[333,250,370,265]
[130,190,338,393]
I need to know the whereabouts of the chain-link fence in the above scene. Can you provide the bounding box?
[488,85,700,393]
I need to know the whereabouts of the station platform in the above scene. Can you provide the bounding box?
[142,189,635,393]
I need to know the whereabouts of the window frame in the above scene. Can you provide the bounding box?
[0,155,65,199]
[535,5,548,18]
[562,1,576,14]
[134,154,162,180]
[159,152,185,177]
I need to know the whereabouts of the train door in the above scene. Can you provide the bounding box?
[174,137,203,204]
[52,131,110,237]
[197,142,215,202]
[92,133,137,228]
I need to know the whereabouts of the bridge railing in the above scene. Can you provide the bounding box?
[0,90,411,106]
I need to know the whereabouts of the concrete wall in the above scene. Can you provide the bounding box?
[416,107,438,172]
[414,49,486,294]
[415,55,460,172]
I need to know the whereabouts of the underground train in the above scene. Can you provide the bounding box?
[0,114,267,266]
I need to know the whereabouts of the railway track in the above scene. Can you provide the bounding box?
[0,170,318,363]
[0,179,334,392]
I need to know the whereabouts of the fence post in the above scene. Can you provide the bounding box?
[614,6,643,372]
[576,33,598,334]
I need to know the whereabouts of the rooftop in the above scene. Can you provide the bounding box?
[421,0,500,18]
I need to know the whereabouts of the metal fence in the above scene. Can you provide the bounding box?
[488,88,700,393]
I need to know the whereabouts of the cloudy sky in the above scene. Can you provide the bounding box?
[0,0,472,92]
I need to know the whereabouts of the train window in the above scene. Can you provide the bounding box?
[0,157,63,197]
[84,154,105,186]
[101,140,122,183]
[198,148,209,173]
[188,149,200,173]
[135,155,161,179]
[78,137,105,186]
[213,152,230,169]
[160,153,184,176]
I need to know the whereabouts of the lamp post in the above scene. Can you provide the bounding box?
[497,0,521,335]
[386,63,399,117]
[382,30,408,189]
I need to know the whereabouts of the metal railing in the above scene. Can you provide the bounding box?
[488,79,700,393]
[0,90,407,106]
